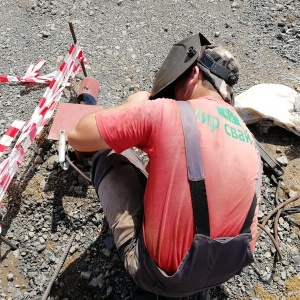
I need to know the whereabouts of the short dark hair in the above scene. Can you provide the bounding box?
[201,71,218,93]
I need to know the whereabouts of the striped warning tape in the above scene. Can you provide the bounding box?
[0,120,26,155]
[0,60,56,84]
[0,44,85,232]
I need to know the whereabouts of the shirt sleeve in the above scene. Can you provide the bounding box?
[95,99,160,154]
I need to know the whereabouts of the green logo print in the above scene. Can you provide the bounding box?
[195,108,220,132]
[216,106,241,127]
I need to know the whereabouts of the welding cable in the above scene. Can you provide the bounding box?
[255,193,300,244]
[65,154,92,183]
[257,223,283,261]
[273,208,283,262]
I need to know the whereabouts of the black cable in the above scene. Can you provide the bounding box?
[274,178,282,206]
[282,206,300,215]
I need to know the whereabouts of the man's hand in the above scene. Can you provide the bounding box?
[126,91,151,103]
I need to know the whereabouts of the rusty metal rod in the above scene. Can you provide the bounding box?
[68,21,88,77]
[0,234,18,251]
[41,232,75,300]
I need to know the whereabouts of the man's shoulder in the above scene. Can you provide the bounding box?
[145,98,178,113]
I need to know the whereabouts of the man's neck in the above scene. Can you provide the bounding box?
[191,84,224,101]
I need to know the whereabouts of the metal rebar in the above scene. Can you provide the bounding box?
[41,232,75,300]
[0,234,18,251]
[68,21,88,77]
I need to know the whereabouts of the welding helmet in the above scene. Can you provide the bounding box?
[150,33,210,100]
[150,32,240,104]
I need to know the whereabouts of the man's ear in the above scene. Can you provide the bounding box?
[187,66,200,88]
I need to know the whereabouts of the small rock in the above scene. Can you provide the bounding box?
[34,155,43,164]
[37,245,45,253]
[102,248,111,257]
[281,270,287,280]
[69,245,77,255]
[28,271,37,279]
[231,1,240,9]
[81,271,92,280]
[7,273,14,281]
[46,155,58,170]
[28,231,35,238]
[89,277,98,287]
[276,4,284,11]
[264,252,271,258]
[278,279,285,286]
[96,273,104,287]
[276,155,288,166]
[281,260,289,266]
[258,210,264,219]
[104,236,115,250]
[278,21,286,27]
[292,255,300,265]
[39,236,45,244]
[289,190,298,198]
[106,286,113,297]
[74,186,83,195]
[11,289,23,299]
[41,31,50,38]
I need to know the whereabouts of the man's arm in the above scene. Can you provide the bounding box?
[67,91,151,152]
[67,109,110,152]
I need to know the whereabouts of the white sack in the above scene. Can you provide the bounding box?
[234,83,300,136]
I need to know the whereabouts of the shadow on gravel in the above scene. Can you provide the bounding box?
[249,125,300,156]
[44,157,94,234]
[0,138,50,236]
[48,218,229,300]
[49,220,137,300]
[19,82,48,96]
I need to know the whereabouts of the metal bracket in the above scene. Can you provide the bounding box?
[256,139,284,184]
[58,130,69,170]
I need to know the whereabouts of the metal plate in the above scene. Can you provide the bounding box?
[47,102,102,141]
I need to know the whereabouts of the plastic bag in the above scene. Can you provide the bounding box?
[234,83,300,136]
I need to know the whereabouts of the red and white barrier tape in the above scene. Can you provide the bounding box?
[0,120,26,155]
[0,44,85,232]
[0,60,56,84]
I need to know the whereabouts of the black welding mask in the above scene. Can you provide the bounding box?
[150,33,211,100]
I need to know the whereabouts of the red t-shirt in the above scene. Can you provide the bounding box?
[96,97,261,275]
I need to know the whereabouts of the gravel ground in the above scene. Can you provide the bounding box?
[0,0,300,299]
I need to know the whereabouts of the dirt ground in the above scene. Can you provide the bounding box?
[249,125,300,300]
[251,125,300,224]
